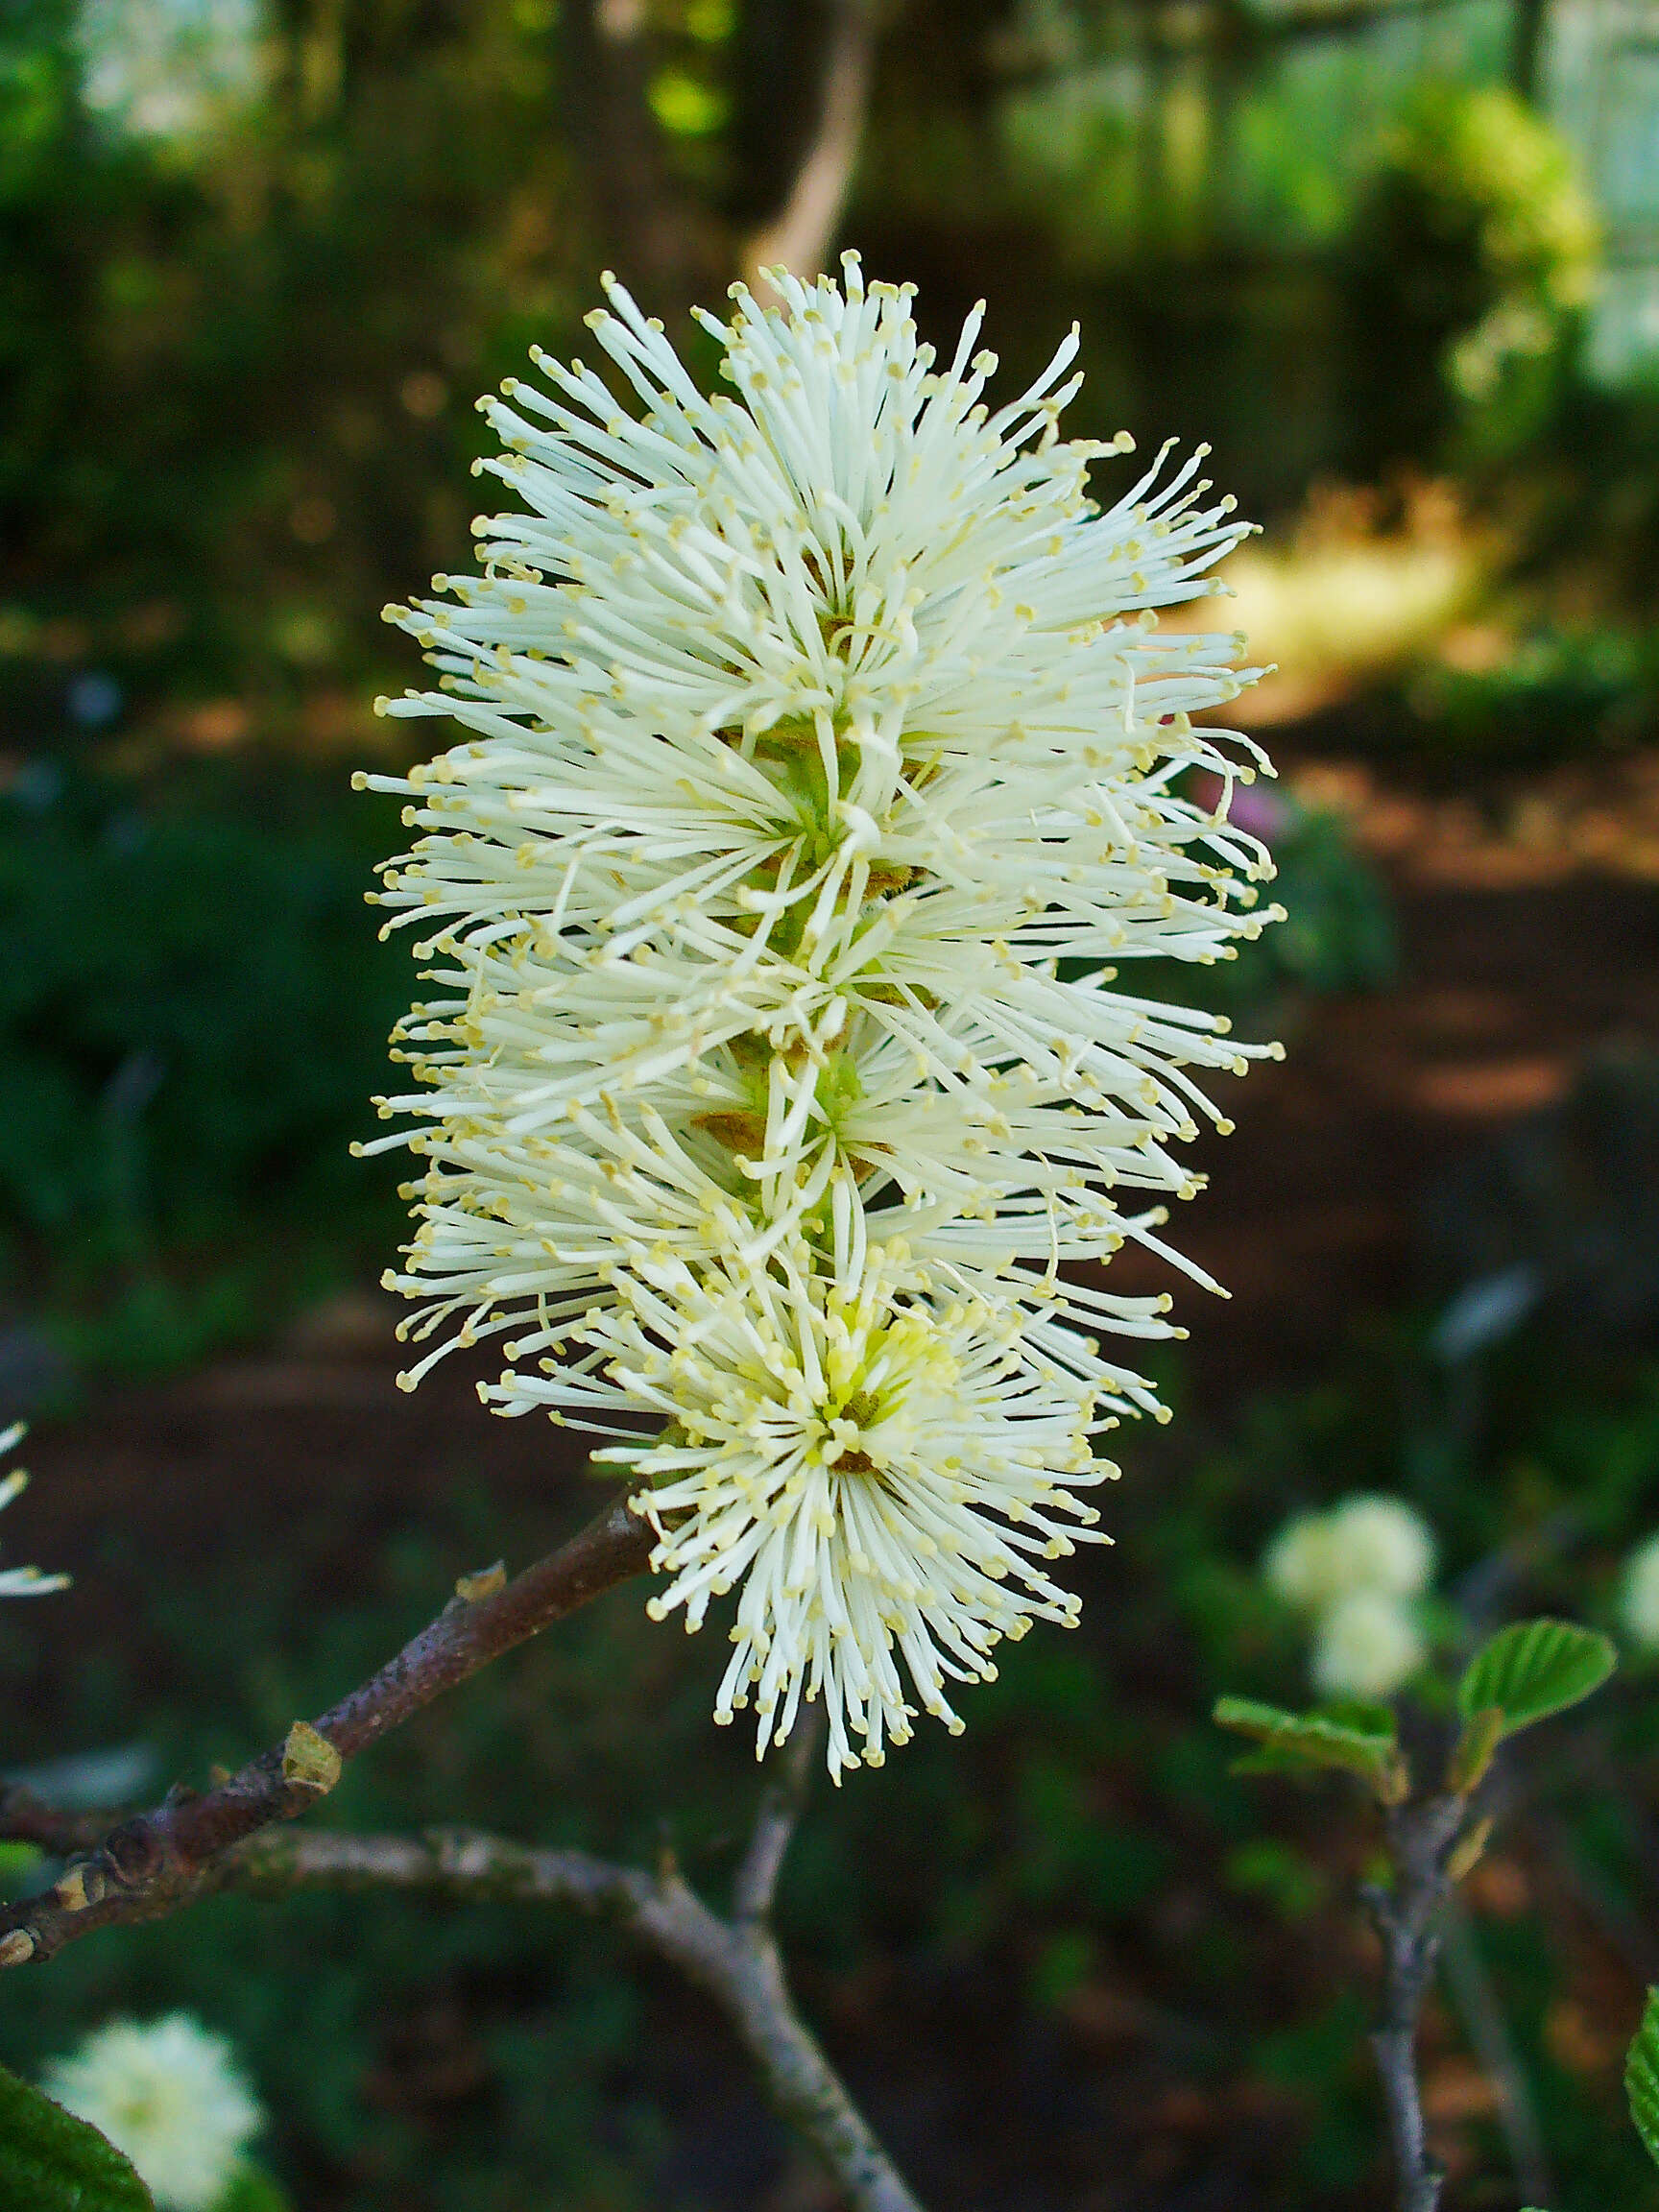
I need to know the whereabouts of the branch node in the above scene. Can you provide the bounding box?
[52,1862,108,1912]
[281,1721,344,1797]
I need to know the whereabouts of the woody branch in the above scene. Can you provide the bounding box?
[226,1715,922,2212]
[0,1490,654,1967]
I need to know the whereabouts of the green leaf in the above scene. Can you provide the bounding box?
[1317,1698,1397,1739]
[0,1842,42,1898]
[1456,1618,1616,1739]
[1627,1986,1659,2172]
[1446,1705,1504,1795]
[211,2166,293,2212]
[0,2063,155,2211]
[1214,1695,1400,1786]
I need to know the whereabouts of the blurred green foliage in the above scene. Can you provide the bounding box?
[1346,84,1598,473]
[1402,620,1659,765]
[0,0,1637,732]
[0,764,406,1371]
[1227,802,1399,1005]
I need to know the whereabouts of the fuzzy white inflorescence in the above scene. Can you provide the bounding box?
[43,2014,262,2212]
[1310,1589,1428,1701]
[1263,1495,1436,1616]
[1265,1494,1435,1701]
[359,257,1280,1775]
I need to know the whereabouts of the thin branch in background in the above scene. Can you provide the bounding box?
[741,0,879,292]
[1362,1793,1466,2212]
[1440,1899,1552,2210]
[230,1709,920,2212]
[733,1706,824,1924]
[1446,1510,1580,1650]
[0,1492,654,1968]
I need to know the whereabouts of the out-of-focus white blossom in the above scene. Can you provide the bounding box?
[1310,1589,1427,1700]
[1264,1495,1434,1613]
[1621,1532,1659,1650]
[1262,1511,1340,1613]
[361,258,1278,1773]
[42,2014,262,2212]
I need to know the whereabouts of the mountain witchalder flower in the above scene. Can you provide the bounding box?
[0,1423,68,1599]
[360,258,1280,1773]
[1310,1589,1428,1701]
[42,2015,263,2212]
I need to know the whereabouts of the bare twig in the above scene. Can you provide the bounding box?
[733,1706,823,1925]
[1362,1793,1465,2212]
[227,1735,921,2212]
[0,1493,654,1968]
[1440,1900,1551,2209]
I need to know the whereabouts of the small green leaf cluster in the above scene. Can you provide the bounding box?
[1213,1695,1407,1800]
[1215,1615,1616,1806]
[1629,1987,1659,2175]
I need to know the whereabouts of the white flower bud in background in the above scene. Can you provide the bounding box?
[1263,1494,1434,1613]
[1310,1589,1427,1701]
[1323,1496,1435,1599]
[1262,1511,1340,1612]
[1620,1531,1659,1650]
[42,2014,263,2212]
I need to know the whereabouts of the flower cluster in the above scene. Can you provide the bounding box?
[361,258,1279,1773]
[43,2014,263,2212]
[1264,1495,1436,1699]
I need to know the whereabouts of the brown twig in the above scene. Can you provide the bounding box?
[228,1709,920,2212]
[1362,1793,1466,2212]
[0,1493,654,1969]
[733,1705,822,1925]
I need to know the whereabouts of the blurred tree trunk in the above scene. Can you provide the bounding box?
[741,0,879,291]
[563,0,890,322]
[1510,0,1546,99]
[563,0,725,321]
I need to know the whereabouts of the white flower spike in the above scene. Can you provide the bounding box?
[360,259,1279,1774]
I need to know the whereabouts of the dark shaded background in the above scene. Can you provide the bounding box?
[8,1,1659,2205]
